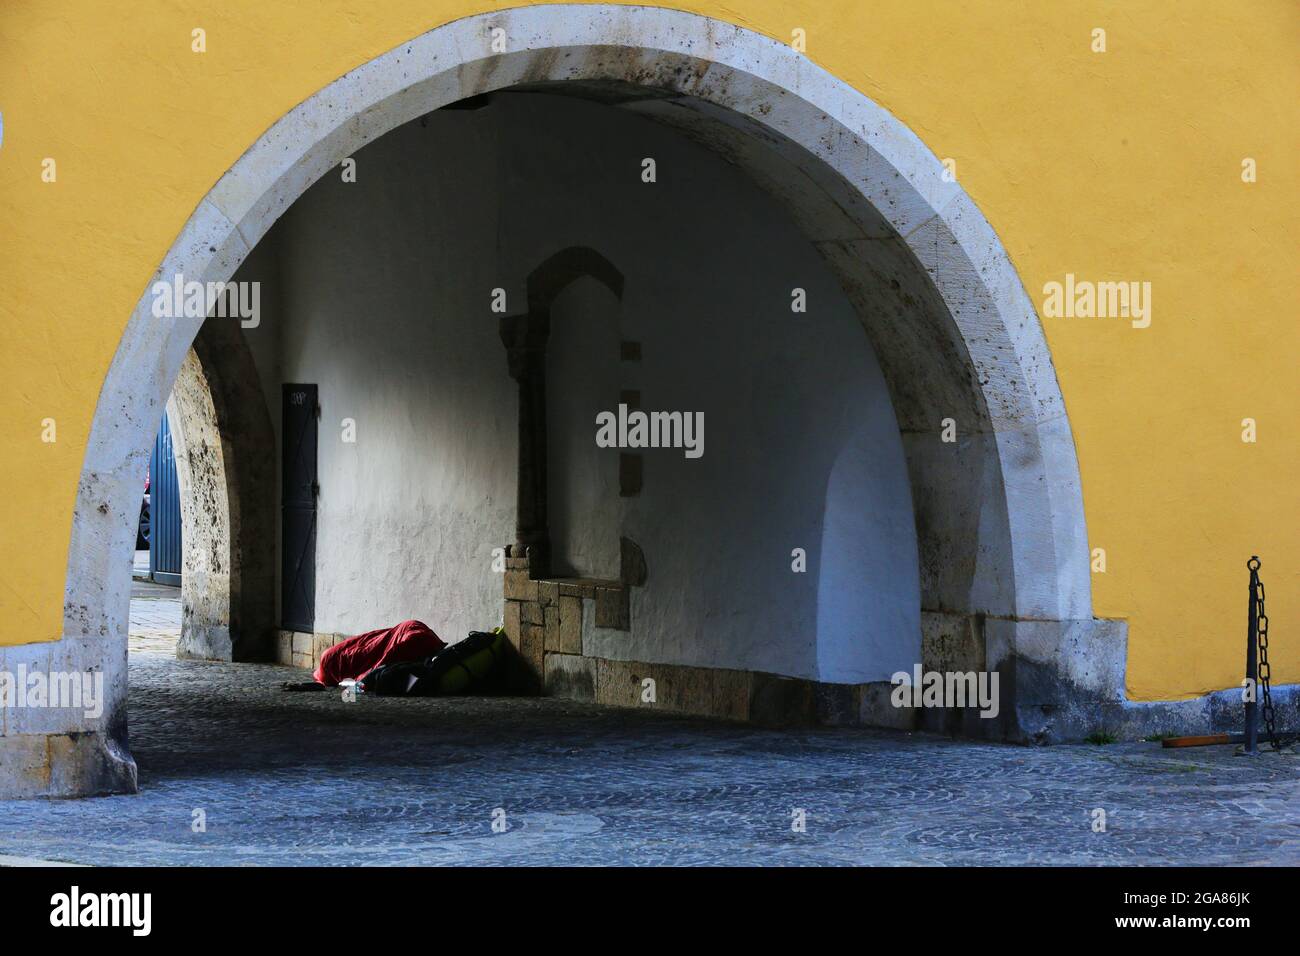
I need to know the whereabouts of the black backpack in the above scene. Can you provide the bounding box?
[359,630,512,696]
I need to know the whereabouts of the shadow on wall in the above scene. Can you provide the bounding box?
[548,277,624,581]
[816,418,922,684]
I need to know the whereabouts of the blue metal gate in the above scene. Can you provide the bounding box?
[148,412,183,587]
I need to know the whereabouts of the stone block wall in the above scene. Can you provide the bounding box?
[275,630,346,672]
[502,549,623,694]
[503,541,943,732]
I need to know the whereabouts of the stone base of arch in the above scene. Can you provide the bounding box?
[0,730,138,800]
[0,639,137,798]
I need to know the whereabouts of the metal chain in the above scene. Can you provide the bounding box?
[1250,557,1280,749]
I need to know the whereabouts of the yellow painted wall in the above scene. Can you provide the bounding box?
[0,1,1295,699]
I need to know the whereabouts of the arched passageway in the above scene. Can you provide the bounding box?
[1,5,1121,798]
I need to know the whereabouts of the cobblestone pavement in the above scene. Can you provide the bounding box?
[125,579,182,655]
[0,587,1297,866]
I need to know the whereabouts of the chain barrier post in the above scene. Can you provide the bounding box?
[1245,557,1260,754]
[1253,557,1279,750]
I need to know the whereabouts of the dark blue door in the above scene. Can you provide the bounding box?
[281,384,318,633]
[149,412,183,586]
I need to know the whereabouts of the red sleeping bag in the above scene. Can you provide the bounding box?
[313,619,446,686]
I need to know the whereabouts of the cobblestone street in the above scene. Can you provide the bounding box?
[0,583,1297,866]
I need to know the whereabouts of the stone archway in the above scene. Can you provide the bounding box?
[7,3,1119,797]
[165,316,277,663]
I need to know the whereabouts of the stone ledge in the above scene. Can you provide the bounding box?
[547,577,620,600]
[543,653,887,728]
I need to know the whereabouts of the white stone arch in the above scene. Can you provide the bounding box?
[7,3,1121,797]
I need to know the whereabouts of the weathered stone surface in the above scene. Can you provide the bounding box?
[521,601,543,626]
[543,605,561,653]
[312,633,335,666]
[519,623,545,690]
[275,631,294,666]
[712,668,752,722]
[985,618,1130,744]
[860,680,920,731]
[559,580,597,599]
[658,663,713,716]
[537,581,559,607]
[162,313,279,668]
[750,673,816,727]
[595,586,629,630]
[504,569,538,602]
[922,610,986,674]
[291,632,314,670]
[619,537,647,587]
[0,729,137,800]
[544,653,597,702]
[0,733,52,798]
[594,658,643,709]
[175,605,233,663]
[503,600,522,652]
[558,595,583,655]
[814,682,859,727]
[555,655,751,723]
